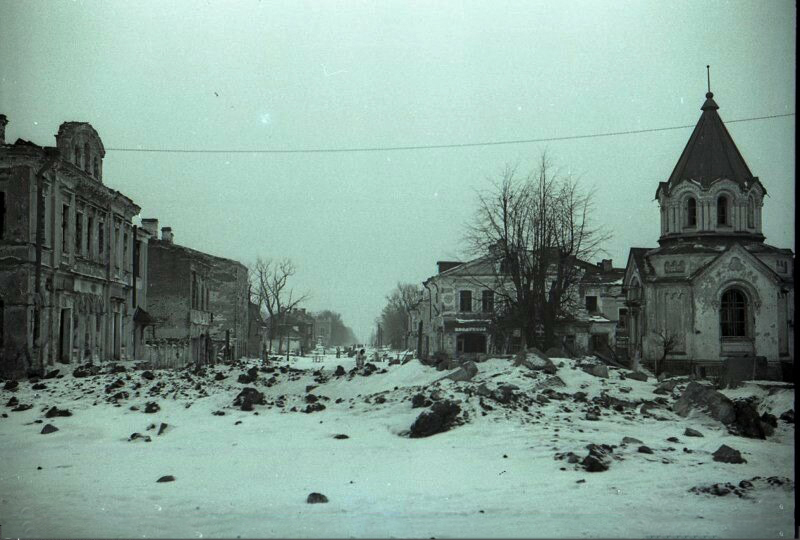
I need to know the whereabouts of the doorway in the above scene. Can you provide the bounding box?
[457,332,487,354]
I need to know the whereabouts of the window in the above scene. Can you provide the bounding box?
[482,290,494,313]
[686,197,697,227]
[586,295,598,312]
[83,143,90,171]
[61,204,70,254]
[618,308,628,329]
[114,223,121,269]
[75,212,83,254]
[98,221,105,258]
[123,229,129,270]
[205,289,210,311]
[720,288,747,338]
[0,191,5,239]
[777,260,788,273]
[74,146,81,165]
[93,157,100,179]
[134,241,142,276]
[747,196,755,228]
[717,195,729,226]
[191,271,198,309]
[459,290,472,312]
[87,216,94,257]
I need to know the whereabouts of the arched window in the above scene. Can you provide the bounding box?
[716,195,729,226]
[747,196,755,228]
[720,288,747,337]
[93,157,100,179]
[83,143,90,171]
[74,145,81,165]
[686,197,697,228]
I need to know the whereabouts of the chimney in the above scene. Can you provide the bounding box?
[161,227,174,244]
[141,218,159,238]
[0,115,8,145]
[600,259,613,272]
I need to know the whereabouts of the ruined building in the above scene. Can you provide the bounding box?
[143,220,249,366]
[622,90,794,376]
[0,115,147,377]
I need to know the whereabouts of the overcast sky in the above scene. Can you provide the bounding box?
[1,0,795,342]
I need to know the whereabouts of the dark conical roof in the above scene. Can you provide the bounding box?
[663,92,760,193]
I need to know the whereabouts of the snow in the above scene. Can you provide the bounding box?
[0,354,794,538]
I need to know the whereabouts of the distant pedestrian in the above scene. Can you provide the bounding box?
[336,346,341,359]
[356,348,366,369]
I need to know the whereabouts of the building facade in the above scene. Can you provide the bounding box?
[623,91,794,376]
[143,221,249,366]
[417,255,627,361]
[0,116,144,377]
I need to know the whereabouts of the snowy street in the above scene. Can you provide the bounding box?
[0,354,794,538]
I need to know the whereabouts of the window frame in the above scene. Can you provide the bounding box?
[720,288,748,338]
[459,290,472,312]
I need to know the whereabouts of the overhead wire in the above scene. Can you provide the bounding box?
[104,112,795,155]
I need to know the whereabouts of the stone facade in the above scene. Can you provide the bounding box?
[0,117,144,377]
[623,91,794,376]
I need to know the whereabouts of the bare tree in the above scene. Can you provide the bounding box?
[250,257,309,356]
[464,152,609,350]
[653,329,679,377]
[378,282,423,349]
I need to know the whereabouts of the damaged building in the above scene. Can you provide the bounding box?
[416,255,625,360]
[622,90,794,377]
[143,220,249,367]
[0,115,146,377]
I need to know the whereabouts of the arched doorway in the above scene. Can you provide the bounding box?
[457,332,487,355]
[719,287,754,356]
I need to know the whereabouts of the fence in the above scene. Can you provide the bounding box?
[142,341,192,370]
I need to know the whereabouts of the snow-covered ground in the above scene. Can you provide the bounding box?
[0,353,794,538]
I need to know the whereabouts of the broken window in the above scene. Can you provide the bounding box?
[618,308,628,329]
[459,290,472,312]
[585,295,598,313]
[720,288,747,338]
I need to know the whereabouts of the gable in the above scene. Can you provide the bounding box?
[691,243,782,287]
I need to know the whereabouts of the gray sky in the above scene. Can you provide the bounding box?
[1,0,795,342]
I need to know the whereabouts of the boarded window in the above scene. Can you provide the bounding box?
[585,296,598,312]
